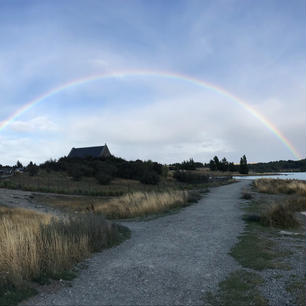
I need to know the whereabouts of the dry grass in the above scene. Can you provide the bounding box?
[260,203,299,228]
[260,197,306,229]
[34,190,192,219]
[254,179,306,196]
[253,179,306,228]
[0,206,122,290]
[98,190,190,218]
[0,171,141,196]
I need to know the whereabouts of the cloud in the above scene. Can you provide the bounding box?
[0,0,304,165]
[9,116,59,133]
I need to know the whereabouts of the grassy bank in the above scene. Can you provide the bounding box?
[33,190,201,219]
[0,206,129,305]
[0,169,235,197]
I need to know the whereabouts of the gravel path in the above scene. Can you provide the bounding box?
[0,188,63,216]
[22,180,249,306]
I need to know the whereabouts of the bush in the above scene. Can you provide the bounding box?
[241,192,252,200]
[96,172,112,185]
[173,171,209,184]
[140,171,160,185]
[27,162,39,176]
[68,167,83,181]
[260,204,298,228]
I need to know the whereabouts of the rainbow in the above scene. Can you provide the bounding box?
[0,69,302,159]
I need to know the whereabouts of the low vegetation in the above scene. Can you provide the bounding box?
[203,270,268,306]
[98,190,195,219]
[259,201,301,228]
[230,222,290,270]
[0,206,129,303]
[173,171,209,184]
[34,190,200,219]
[286,275,306,306]
[254,178,306,195]
[241,192,252,200]
[253,179,306,228]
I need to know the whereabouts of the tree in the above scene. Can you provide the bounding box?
[213,156,221,171]
[27,161,38,176]
[16,160,23,168]
[180,158,196,170]
[209,159,216,171]
[228,162,236,172]
[239,155,249,174]
[220,157,228,172]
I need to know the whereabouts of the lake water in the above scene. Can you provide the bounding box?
[234,172,306,181]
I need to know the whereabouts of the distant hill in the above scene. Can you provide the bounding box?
[248,159,306,173]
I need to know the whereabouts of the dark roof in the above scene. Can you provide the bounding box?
[68,146,106,158]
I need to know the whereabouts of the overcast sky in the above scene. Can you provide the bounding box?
[0,0,305,166]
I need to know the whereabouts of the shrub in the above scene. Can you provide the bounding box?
[27,162,39,176]
[68,167,83,181]
[95,172,112,185]
[241,192,252,200]
[173,171,209,184]
[260,204,298,228]
[140,171,160,185]
[243,214,261,222]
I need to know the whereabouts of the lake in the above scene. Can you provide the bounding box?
[233,172,306,181]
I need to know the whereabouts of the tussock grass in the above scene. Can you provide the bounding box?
[260,197,306,229]
[254,178,306,195]
[93,190,191,218]
[254,179,306,228]
[260,203,298,228]
[0,206,124,291]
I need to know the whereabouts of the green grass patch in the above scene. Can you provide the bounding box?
[230,222,291,271]
[286,278,306,306]
[203,270,268,306]
[0,286,37,306]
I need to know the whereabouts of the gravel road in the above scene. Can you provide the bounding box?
[21,180,249,306]
[0,188,64,216]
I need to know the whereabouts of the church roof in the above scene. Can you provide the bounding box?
[68,145,107,158]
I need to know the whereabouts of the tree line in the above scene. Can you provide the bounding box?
[208,155,249,174]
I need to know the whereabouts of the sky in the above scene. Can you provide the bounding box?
[0,0,305,166]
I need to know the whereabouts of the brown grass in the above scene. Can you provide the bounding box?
[254,179,306,196]
[260,197,306,228]
[0,206,121,289]
[254,179,306,228]
[34,190,192,219]
[0,170,143,196]
[98,190,190,218]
